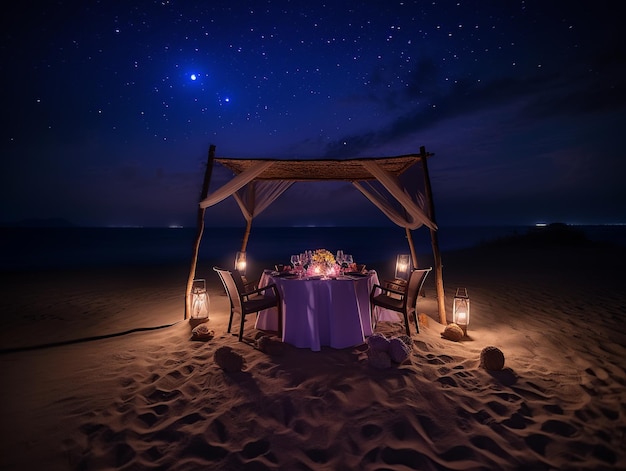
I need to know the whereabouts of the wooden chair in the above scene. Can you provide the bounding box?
[213,267,282,342]
[370,267,432,336]
[383,277,407,293]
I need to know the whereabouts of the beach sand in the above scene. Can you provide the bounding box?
[1,244,625,470]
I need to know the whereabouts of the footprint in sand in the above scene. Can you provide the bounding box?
[304,448,330,465]
[146,387,182,403]
[540,419,579,437]
[208,418,229,443]
[361,423,383,439]
[436,376,457,387]
[183,436,228,460]
[241,439,271,459]
[524,433,551,455]
[542,404,564,414]
[137,411,160,427]
[470,435,510,459]
[486,400,509,416]
[502,412,532,429]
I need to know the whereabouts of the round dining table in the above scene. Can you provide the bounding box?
[255,270,381,351]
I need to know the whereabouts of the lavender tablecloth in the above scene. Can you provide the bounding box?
[255,270,380,351]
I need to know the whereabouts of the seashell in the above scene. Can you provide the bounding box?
[191,323,214,341]
[368,332,391,352]
[441,323,464,342]
[388,337,411,364]
[480,346,505,371]
[214,346,246,372]
[368,349,392,369]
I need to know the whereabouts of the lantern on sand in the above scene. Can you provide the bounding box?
[395,254,411,280]
[190,279,210,320]
[235,251,247,275]
[453,287,470,335]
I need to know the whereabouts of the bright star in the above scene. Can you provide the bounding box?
[190,74,197,81]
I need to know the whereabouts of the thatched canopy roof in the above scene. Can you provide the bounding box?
[215,153,432,181]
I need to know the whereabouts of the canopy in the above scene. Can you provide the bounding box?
[213,155,423,181]
[185,146,447,325]
[199,154,437,232]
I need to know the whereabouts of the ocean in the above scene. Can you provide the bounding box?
[1,225,625,272]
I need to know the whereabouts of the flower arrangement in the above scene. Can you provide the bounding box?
[311,249,336,265]
[306,249,339,277]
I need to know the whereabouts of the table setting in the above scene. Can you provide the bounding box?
[255,249,380,351]
[270,249,365,280]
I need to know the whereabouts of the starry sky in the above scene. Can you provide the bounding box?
[2,1,625,228]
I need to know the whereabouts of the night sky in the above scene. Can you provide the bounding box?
[2,1,625,228]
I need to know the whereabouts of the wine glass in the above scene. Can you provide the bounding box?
[336,250,344,264]
[290,254,300,269]
[345,254,354,269]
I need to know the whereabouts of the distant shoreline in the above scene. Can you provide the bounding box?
[1,224,624,272]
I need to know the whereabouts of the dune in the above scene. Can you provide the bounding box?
[1,243,625,470]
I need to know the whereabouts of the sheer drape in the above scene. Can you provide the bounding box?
[198,160,292,225]
[199,158,435,230]
[232,180,293,222]
[353,159,436,230]
[199,161,275,209]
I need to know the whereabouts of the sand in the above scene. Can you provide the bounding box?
[1,244,625,470]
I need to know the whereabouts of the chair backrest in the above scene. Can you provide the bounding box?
[404,268,432,312]
[232,269,250,293]
[213,267,243,316]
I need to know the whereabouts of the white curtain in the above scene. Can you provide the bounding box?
[199,158,435,231]
[199,161,275,209]
[354,160,437,230]
[232,180,293,222]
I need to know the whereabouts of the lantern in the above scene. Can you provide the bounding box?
[190,279,210,320]
[235,251,247,275]
[453,287,470,334]
[395,254,412,280]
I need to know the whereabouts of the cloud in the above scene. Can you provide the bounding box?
[325,76,545,156]
[325,48,626,157]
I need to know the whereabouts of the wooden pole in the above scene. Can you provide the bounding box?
[240,182,255,252]
[241,219,252,252]
[184,145,216,320]
[405,226,418,269]
[420,146,447,325]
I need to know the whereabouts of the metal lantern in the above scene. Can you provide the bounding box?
[235,251,247,275]
[190,279,210,320]
[395,254,412,280]
[453,287,470,334]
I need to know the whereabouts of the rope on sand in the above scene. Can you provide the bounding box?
[0,321,183,355]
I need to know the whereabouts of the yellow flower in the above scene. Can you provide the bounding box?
[311,249,336,265]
